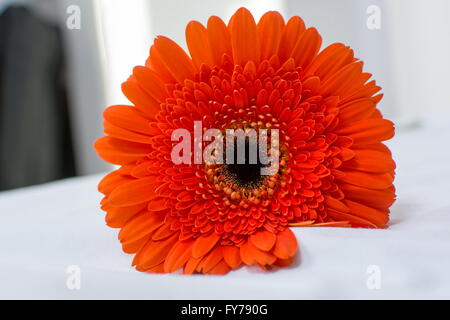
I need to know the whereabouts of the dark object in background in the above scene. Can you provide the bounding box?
[0,6,76,191]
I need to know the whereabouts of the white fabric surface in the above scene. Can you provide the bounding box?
[1,115,450,300]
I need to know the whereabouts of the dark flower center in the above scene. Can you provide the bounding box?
[224,138,264,188]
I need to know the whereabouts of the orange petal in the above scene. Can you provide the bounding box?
[272,228,298,260]
[186,21,214,68]
[208,260,231,275]
[342,149,396,173]
[107,176,158,207]
[121,80,161,118]
[319,61,363,97]
[341,183,396,209]
[94,136,149,165]
[240,241,276,266]
[340,81,382,104]
[104,121,152,144]
[152,36,196,83]
[122,235,150,254]
[104,203,147,228]
[139,262,165,273]
[164,241,194,273]
[135,233,179,269]
[304,43,355,80]
[118,211,165,243]
[184,256,202,275]
[147,198,169,212]
[222,246,242,269]
[192,233,220,258]
[306,221,352,227]
[326,209,378,228]
[335,170,394,190]
[278,16,305,62]
[302,76,321,93]
[132,66,168,102]
[274,257,294,267]
[257,11,284,61]
[239,241,256,265]
[250,229,276,251]
[152,222,175,240]
[197,246,223,273]
[148,45,177,83]
[130,161,153,178]
[290,27,322,69]
[339,148,356,161]
[103,105,154,135]
[207,16,232,66]
[229,7,260,65]
[345,200,389,227]
[337,119,395,144]
[98,170,133,195]
[338,99,376,124]
[324,195,350,213]
[353,142,392,155]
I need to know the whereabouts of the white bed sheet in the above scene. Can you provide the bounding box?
[1,115,449,300]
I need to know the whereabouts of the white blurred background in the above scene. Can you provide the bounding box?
[0,0,449,186]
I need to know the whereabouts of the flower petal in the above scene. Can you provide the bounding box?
[257,11,284,61]
[250,229,277,251]
[98,170,133,195]
[208,260,231,275]
[152,223,177,241]
[290,27,322,69]
[103,105,154,134]
[147,45,176,83]
[122,79,161,118]
[104,121,152,144]
[240,240,276,266]
[132,66,169,102]
[342,149,396,173]
[104,203,147,228]
[192,233,220,258]
[186,21,214,68]
[134,232,179,269]
[340,183,396,209]
[107,176,159,207]
[152,36,196,83]
[183,256,202,275]
[324,195,350,213]
[272,228,298,260]
[222,246,242,269]
[119,211,165,244]
[319,61,363,97]
[164,240,194,273]
[229,7,260,65]
[94,136,149,165]
[304,43,355,80]
[326,209,379,228]
[122,235,151,254]
[338,98,376,125]
[207,16,232,65]
[278,16,305,62]
[335,170,394,190]
[337,119,395,144]
[345,200,389,227]
[197,246,223,273]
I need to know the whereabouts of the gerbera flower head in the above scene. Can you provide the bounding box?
[95,8,396,275]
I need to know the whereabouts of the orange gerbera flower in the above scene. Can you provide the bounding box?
[94,8,396,275]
